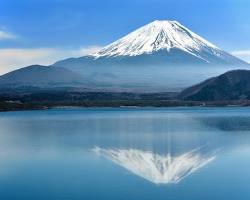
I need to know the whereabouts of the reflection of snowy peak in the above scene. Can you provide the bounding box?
[93,147,216,184]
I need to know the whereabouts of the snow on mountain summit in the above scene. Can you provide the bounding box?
[91,20,219,59]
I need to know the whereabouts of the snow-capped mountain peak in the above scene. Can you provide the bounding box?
[91,20,219,58]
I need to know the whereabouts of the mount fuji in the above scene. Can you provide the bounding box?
[53,20,249,92]
[0,20,249,92]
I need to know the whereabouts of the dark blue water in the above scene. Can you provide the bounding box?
[0,107,250,200]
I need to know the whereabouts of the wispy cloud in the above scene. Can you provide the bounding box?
[231,50,250,63]
[0,30,17,40]
[0,46,103,75]
[78,46,102,55]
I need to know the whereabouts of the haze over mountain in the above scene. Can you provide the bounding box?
[0,20,249,92]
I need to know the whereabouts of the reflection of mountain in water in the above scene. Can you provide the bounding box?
[196,116,250,132]
[93,147,216,184]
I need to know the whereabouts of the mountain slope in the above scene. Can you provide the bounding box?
[53,20,249,92]
[179,70,250,101]
[0,65,87,88]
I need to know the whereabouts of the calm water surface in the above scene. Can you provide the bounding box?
[0,107,250,200]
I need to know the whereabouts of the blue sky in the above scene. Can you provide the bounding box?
[0,0,250,73]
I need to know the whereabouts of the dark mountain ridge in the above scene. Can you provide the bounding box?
[0,65,88,88]
[179,69,250,101]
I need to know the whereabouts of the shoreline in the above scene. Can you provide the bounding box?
[1,100,250,112]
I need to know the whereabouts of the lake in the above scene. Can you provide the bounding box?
[0,107,250,200]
